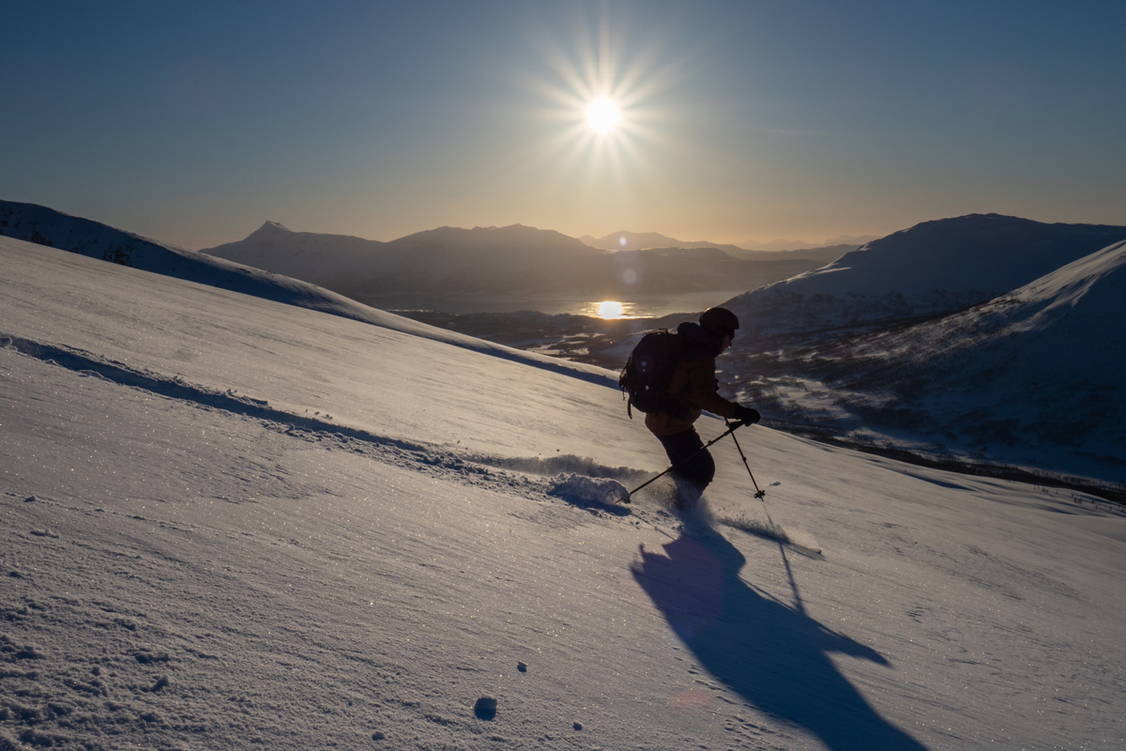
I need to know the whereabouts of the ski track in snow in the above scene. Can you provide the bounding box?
[1,329,824,550]
[2,331,804,547]
[0,331,656,521]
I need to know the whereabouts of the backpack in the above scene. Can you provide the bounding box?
[618,329,683,417]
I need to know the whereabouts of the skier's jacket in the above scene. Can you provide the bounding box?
[638,322,741,437]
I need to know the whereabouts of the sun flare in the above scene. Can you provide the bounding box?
[526,14,677,181]
[585,97,622,133]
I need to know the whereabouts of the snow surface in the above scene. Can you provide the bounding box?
[731,240,1126,487]
[723,214,1126,342]
[0,200,611,389]
[3,236,1126,750]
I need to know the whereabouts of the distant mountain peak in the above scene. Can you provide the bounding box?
[247,221,291,240]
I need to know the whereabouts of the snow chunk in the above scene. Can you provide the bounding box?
[547,474,629,509]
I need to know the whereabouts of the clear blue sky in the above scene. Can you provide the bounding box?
[3,0,1124,249]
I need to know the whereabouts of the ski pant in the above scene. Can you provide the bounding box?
[657,428,715,505]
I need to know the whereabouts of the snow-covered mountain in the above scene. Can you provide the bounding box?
[0,200,610,385]
[728,239,1126,487]
[723,214,1126,345]
[3,233,1125,750]
[0,200,386,322]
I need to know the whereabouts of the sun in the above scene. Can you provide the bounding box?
[525,12,678,176]
[585,97,622,133]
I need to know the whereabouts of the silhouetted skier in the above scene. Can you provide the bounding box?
[633,307,759,507]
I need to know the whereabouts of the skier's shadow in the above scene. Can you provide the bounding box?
[632,528,927,751]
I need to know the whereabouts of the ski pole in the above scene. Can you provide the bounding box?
[726,418,767,501]
[624,421,746,502]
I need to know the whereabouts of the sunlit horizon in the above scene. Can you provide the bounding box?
[2,2,1123,250]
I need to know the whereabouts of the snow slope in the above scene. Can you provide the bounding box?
[723,214,1126,344]
[730,240,1126,487]
[0,201,611,387]
[4,237,1126,750]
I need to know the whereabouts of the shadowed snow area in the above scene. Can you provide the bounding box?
[734,238,1126,485]
[716,214,1126,488]
[3,236,1126,750]
[723,213,1126,340]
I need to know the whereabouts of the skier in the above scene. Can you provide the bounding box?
[636,307,760,507]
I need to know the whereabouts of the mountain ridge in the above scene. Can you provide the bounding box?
[728,238,1126,486]
[722,213,1126,343]
[580,229,853,264]
[580,230,746,253]
[200,219,821,304]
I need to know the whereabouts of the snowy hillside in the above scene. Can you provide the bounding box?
[723,214,1126,345]
[0,201,610,386]
[0,200,403,326]
[727,239,1126,489]
[4,235,1126,750]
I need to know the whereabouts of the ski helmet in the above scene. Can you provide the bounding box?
[699,307,739,336]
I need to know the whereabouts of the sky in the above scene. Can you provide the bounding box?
[3,0,1125,250]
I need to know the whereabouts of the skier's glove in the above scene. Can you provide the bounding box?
[732,405,761,426]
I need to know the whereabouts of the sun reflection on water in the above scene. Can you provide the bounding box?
[592,300,630,319]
